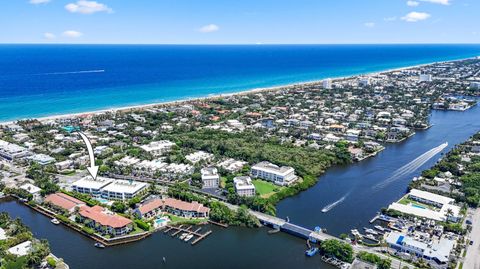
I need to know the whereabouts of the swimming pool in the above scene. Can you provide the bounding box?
[411,204,426,209]
[96,198,110,204]
[155,218,167,225]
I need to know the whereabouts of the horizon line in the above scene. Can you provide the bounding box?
[1,42,480,46]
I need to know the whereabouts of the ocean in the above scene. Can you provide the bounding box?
[1,44,480,121]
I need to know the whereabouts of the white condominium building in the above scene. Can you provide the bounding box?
[71,176,115,197]
[201,167,219,189]
[251,161,297,186]
[233,176,256,197]
[101,179,148,201]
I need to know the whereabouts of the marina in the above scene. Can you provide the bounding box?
[164,225,213,246]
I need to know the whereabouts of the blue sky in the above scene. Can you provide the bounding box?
[1,0,479,44]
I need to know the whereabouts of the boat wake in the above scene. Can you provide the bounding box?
[34,69,105,76]
[372,142,448,190]
[321,193,350,213]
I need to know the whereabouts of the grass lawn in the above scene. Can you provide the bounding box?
[165,213,207,225]
[220,177,227,188]
[252,179,282,198]
[398,196,436,210]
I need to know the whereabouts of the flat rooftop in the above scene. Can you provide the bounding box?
[72,176,115,190]
[101,179,148,194]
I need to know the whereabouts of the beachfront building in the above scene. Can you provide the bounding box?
[200,167,219,189]
[388,189,461,222]
[0,140,30,161]
[251,161,297,186]
[71,176,115,198]
[386,232,454,264]
[140,140,175,156]
[323,78,332,89]
[100,179,148,201]
[163,198,210,218]
[233,176,256,197]
[44,192,86,214]
[135,198,163,219]
[78,205,133,236]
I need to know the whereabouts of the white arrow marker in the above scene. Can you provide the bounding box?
[78,132,99,180]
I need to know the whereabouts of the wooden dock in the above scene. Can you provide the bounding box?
[165,225,212,245]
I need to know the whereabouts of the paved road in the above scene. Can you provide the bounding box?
[463,208,480,269]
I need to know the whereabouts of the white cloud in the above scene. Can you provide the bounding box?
[420,0,450,5]
[65,1,113,14]
[401,11,431,22]
[384,16,397,21]
[364,22,375,28]
[198,24,219,33]
[407,1,420,6]
[62,30,83,38]
[43,32,56,39]
[29,0,51,4]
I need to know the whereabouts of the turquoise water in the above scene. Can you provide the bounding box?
[411,204,426,209]
[1,44,480,121]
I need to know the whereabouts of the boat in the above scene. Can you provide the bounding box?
[364,228,379,235]
[51,218,60,225]
[179,233,187,240]
[374,225,385,232]
[94,242,105,248]
[351,229,362,238]
[305,247,319,257]
[365,234,377,241]
[184,234,194,242]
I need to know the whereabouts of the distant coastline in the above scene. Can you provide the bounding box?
[1,55,476,125]
[0,44,476,124]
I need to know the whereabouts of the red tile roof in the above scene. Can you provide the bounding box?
[79,205,132,228]
[44,193,85,211]
[138,198,163,215]
[164,198,210,214]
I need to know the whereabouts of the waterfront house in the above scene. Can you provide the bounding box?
[19,183,42,202]
[78,205,133,236]
[135,198,163,219]
[44,192,86,214]
[251,161,297,186]
[388,189,461,222]
[233,176,256,197]
[7,240,32,256]
[201,167,220,189]
[163,198,210,218]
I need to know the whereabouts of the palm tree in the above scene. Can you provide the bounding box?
[445,208,454,223]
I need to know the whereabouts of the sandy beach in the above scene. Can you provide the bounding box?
[0,56,475,126]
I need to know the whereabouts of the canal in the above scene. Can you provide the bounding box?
[1,104,479,269]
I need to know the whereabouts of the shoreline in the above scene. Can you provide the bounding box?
[0,56,477,125]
